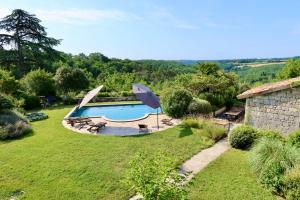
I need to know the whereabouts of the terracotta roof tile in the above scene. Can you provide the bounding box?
[237,76,300,99]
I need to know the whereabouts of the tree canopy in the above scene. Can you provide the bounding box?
[277,59,300,80]
[0,9,61,76]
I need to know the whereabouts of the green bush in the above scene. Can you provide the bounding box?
[204,121,227,142]
[182,118,200,128]
[22,69,56,96]
[0,121,32,140]
[161,89,193,118]
[25,112,48,122]
[0,93,14,111]
[0,69,19,94]
[97,92,111,97]
[125,151,186,200]
[0,110,31,140]
[61,92,78,105]
[0,110,27,125]
[120,91,134,97]
[259,161,286,194]
[97,91,120,97]
[288,130,300,148]
[18,92,41,110]
[182,119,226,142]
[249,138,300,194]
[187,98,212,115]
[283,166,300,200]
[55,66,89,93]
[257,129,285,141]
[228,125,257,149]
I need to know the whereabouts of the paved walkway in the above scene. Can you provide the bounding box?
[179,138,230,183]
[129,138,231,199]
[62,114,181,136]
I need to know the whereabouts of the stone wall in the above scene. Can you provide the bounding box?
[245,87,300,135]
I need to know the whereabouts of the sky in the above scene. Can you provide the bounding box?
[1,0,300,60]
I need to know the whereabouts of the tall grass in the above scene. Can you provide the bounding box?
[181,118,226,142]
[249,138,300,194]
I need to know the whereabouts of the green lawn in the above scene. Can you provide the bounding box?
[0,105,214,200]
[187,149,276,200]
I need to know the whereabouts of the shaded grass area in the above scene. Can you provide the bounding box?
[187,149,276,200]
[0,105,214,200]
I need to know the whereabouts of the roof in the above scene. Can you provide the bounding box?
[237,76,300,99]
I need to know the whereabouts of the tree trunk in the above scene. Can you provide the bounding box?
[15,17,25,77]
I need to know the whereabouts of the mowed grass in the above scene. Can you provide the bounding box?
[0,105,214,200]
[187,149,276,200]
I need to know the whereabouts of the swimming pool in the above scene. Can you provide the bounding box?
[70,104,162,121]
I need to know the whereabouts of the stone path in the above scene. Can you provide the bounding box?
[179,138,230,183]
[129,138,231,199]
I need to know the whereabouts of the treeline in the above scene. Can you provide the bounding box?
[2,9,300,112]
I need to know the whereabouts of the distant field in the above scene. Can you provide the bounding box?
[232,63,285,85]
[237,61,286,68]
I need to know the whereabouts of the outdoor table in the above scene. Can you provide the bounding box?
[214,120,231,132]
[224,111,243,121]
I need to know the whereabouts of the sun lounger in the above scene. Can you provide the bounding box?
[138,124,149,133]
[87,122,107,132]
[163,121,174,126]
[66,117,91,127]
[161,118,172,123]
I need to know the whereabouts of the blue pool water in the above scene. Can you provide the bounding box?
[70,104,162,121]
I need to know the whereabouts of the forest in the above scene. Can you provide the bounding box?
[0,9,300,112]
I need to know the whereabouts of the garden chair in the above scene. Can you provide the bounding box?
[87,122,107,132]
[162,121,173,126]
[161,118,173,123]
[138,124,149,133]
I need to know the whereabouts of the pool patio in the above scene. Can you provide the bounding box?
[62,113,181,136]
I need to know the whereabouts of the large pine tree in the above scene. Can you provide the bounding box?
[0,9,61,76]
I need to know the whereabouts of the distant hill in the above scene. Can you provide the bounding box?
[177,56,300,66]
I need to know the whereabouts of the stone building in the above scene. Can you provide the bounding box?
[237,77,300,135]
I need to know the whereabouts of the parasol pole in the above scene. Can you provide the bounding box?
[157,108,159,130]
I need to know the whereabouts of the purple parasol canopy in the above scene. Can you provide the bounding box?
[132,84,160,108]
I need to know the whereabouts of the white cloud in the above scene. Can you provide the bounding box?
[0,8,12,18]
[35,8,138,25]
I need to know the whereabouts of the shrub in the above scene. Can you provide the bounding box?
[120,91,133,97]
[283,166,300,200]
[228,125,257,149]
[0,93,14,111]
[0,110,31,140]
[182,119,226,142]
[125,151,186,200]
[61,92,78,105]
[0,110,32,140]
[25,112,48,122]
[204,121,227,142]
[55,67,89,93]
[161,89,193,118]
[22,69,56,96]
[0,121,32,140]
[288,130,300,148]
[249,138,300,194]
[18,92,41,110]
[182,118,200,128]
[97,92,111,97]
[187,98,212,115]
[0,110,27,125]
[0,69,19,94]
[257,129,285,141]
